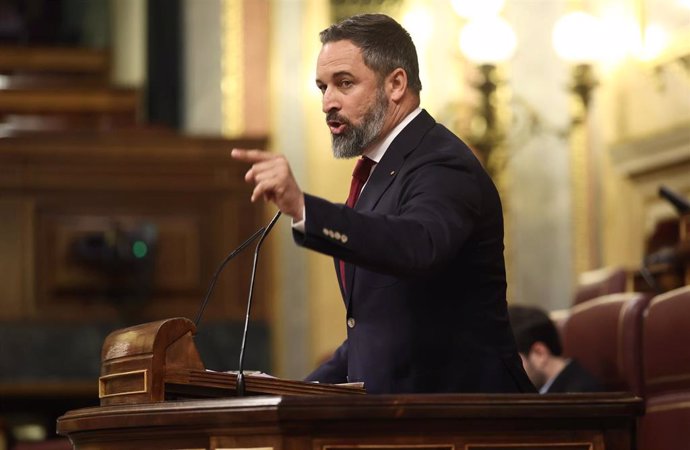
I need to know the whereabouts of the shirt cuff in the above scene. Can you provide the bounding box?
[291,206,306,233]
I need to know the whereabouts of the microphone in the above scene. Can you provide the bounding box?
[193,226,266,327]
[236,210,282,396]
[659,185,690,215]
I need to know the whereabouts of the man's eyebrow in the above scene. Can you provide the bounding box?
[316,70,356,84]
[333,70,354,79]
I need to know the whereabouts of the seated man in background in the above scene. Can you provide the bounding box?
[508,305,603,394]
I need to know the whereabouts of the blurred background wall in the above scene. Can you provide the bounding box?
[0,0,688,446]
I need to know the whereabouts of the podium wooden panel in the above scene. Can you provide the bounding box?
[57,392,642,450]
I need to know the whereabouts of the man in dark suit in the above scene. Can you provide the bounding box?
[232,14,534,394]
[508,305,603,393]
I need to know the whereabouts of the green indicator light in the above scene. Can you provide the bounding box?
[132,241,148,259]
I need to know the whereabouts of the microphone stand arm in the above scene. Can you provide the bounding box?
[193,227,266,327]
[237,211,282,396]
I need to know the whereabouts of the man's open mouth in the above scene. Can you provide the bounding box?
[327,113,349,135]
[328,120,347,134]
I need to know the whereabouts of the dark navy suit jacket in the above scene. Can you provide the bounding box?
[294,110,535,394]
[545,360,604,393]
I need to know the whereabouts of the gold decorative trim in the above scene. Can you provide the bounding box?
[98,369,148,398]
[221,0,245,137]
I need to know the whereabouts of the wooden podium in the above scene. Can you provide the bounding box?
[57,393,642,450]
[56,318,643,449]
[96,317,364,403]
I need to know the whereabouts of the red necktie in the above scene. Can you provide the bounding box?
[340,156,376,293]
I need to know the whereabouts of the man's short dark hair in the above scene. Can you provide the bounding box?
[319,13,422,95]
[508,305,563,356]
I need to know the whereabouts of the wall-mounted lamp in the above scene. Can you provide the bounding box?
[552,11,602,121]
[644,24,690,89]
[458,14,516,174]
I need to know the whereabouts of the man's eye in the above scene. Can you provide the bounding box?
[340,80,353,88]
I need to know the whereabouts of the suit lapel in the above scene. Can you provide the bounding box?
[356,110,434,212]
[343,110,436,304]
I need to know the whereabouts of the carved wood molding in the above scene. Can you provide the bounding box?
[610,123,690,180]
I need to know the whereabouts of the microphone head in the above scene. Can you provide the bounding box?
[659,185,690,215]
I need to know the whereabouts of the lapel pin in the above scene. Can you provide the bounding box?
[390,170,395,176]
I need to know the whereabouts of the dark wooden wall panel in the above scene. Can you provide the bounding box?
[0,130,268,324]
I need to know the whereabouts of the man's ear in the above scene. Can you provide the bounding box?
[529,341,551,364]
[386,68,408,102]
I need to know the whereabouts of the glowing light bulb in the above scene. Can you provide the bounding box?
[459,17,517,64]
[640,23,669,61]
[552,11,603,63]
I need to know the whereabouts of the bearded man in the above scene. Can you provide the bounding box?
[232,13,535,394]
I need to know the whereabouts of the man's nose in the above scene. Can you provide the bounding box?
[322,88,340,114]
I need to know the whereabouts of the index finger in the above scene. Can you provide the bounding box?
[231,148,272,163]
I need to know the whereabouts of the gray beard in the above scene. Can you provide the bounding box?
[331,89,388,159]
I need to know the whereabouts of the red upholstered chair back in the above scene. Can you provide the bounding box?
[573,266,628,306]
[639,286,690,450]
[561,292,651,395]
